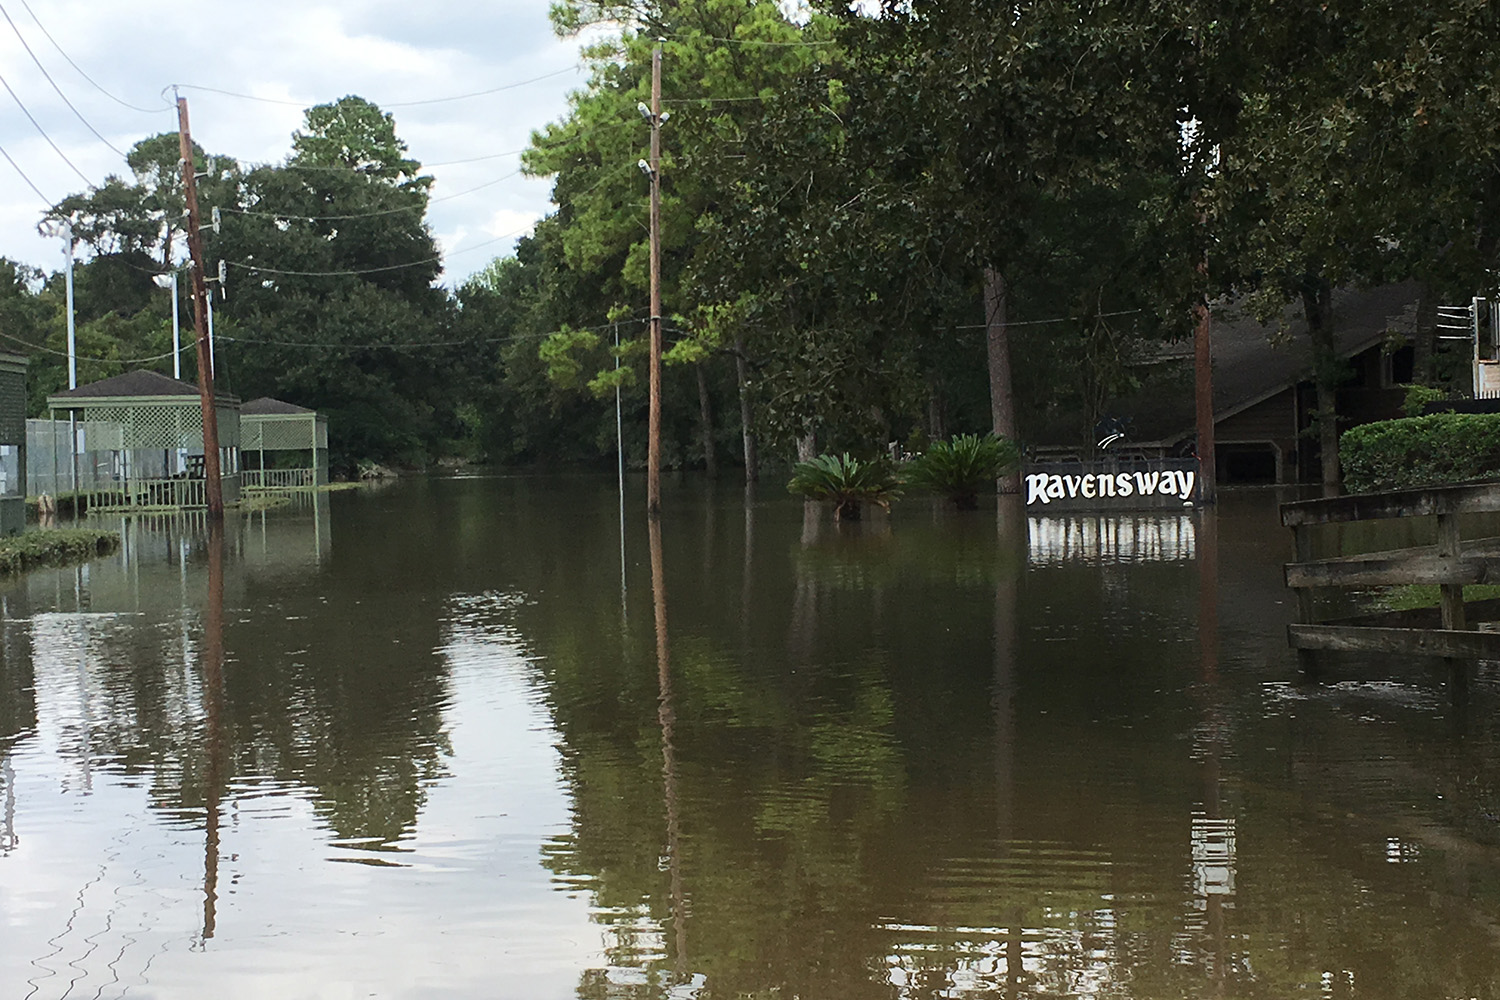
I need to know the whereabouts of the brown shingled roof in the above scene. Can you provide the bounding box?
[242,397,314,416]
[49,370,200,399]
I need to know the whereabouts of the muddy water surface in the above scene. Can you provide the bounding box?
[2,477,1499,999]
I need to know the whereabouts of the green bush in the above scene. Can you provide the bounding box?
[1400,383,1448,417]
[787,453,901,521]
[904,433,1021,509]
[1341,413,1500,493]
[0,529,119,576]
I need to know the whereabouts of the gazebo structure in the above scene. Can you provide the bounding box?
[46,370,240,510]
[0,352,26,535]
[241,398,328,489]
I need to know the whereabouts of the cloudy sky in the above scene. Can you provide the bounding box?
[0,0,595,286]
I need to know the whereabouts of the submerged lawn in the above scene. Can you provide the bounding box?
[0,528,120,576]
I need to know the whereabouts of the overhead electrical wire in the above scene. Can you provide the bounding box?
[0,138,50,203]
[221,158,629,277]
[0,67,95,189]
[666,31,838,48]
[17,0,169,114]
[171,64,583,110]
[0,1,129,158]
[0,328,181,365]
[222,170,522,222]
[220,317,645,353]
[227,229,521,278]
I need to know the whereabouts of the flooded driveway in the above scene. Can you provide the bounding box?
[2,477,1497,998]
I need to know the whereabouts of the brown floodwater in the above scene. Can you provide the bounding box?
[2,476,1499,999]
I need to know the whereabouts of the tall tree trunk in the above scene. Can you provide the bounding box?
[927,380,947,443]
[696,363,716,478]
[734,333,758,482]
[1300,275,1341,493]
[984,267,1020,494]
[796,431,817,463]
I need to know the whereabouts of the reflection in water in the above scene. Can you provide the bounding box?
[2,481,1500,998]
[649,517,687,978]
[201,518,226,942]
[1029,514,1196,565]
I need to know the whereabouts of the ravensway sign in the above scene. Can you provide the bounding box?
[1023,459,1200,510]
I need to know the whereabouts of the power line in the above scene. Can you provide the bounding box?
[0,1,128,158]
[220,318,643,352]
[17,0,169,114]
[0,68,95,189]
[226,228,524,278]
[950,308,1146,330]
[171,64,583,110]
[0,328,182,365]
[0,139,50,203]
[667,31,839,48]
[222,170,521,222]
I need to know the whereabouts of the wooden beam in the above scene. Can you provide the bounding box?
[1286,551,1500,588]
[1281,482,1500,528]
[1289,624,1500,659]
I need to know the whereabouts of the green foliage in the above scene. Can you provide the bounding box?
[904,434,1020,509]
[787,453,901,521]
[1401,384,1448,417]
[1341,414,1500,493]
[0,528,118,576]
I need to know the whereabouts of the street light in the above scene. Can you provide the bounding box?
[152,271,181,379]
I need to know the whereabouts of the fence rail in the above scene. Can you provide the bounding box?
[1282,482,1500,664]
[243,468,316,490]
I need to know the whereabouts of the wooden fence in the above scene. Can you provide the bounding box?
[1282,482,1500,661]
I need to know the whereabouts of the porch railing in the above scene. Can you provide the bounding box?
[243,468,316,490]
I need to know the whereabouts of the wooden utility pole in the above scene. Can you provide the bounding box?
[646,44,664,519]
[177,96,225,519]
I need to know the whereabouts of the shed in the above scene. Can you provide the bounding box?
[0,352,26,535]
[241,397,329,489]
[46,370,240,509]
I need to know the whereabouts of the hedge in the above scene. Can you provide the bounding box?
[0,529,119,576]
[1341,412,1500,494]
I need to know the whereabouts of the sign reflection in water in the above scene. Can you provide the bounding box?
[1028,513,1197,565]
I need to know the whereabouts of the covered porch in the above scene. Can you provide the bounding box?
[46,370,240,510]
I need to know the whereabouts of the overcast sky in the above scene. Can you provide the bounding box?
[0,0,594,287]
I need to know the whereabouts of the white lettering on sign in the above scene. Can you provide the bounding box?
[1025,470,1196,506]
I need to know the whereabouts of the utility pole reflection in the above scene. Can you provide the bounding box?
[649,517,687,975]
[201,517,227,942]
[1194,508,1231,990]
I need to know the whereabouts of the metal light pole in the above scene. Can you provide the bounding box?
[60,224,77,492]
[153,271,181,379]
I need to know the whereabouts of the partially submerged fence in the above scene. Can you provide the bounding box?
[1282,482,1500,662]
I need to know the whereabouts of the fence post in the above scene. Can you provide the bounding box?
[1436,512,1467,631]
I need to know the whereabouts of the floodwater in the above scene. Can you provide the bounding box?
[2,476,1499,999]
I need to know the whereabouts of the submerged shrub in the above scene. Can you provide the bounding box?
[1341,413,1500,493]
[904,433,1021,509]
[787,453,902,521]
[0,528,119,576]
